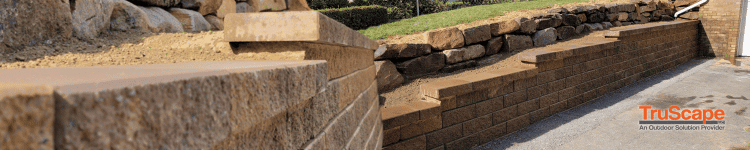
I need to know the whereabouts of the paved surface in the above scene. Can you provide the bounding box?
[477,59,750,150]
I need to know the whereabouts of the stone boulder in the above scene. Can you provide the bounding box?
[236,2,253,13]
[639,5,656,12]
[461,24,491,45]
[661,15,675,21]
[516,17,538,35]
[576,24,592,34]
[130,0,181,7]
[613,21,622,27]
[0,0,72,51]
[605,3,619,13]
[561,14,581,26]
[535,17,562,30]
[72,0,115,40]
[678,12,699,20]
[442,44,485,64]
[396,53,446,76]
[179,0,222,15]
[587,12,606,23]
[607,13,619,22]
[577,14,588,23]
[674,0,698,6]
[503,34,533,52]
[375,60,405,92]
[110,0,150,32]
[139,6,184,32]
[204,15,224,30]
[602,22,613,28]
[548,8,569,14]
[440,60,478,73]
[287,0,313,11]
[217,0,236,18]
[583,5,599,14]
[567,6,585,14]
[491,19,521,36]
[375,43,431,60]
[169,8,212,32]
[619,3,637,12]
[556,26,577,40]
[533,28,556,47]
[483,37,504,55]
[590,23,604,30]
[424,27,465,50]
[252,0,287,12]
[622,21,634,26]
[618,12,629,21]
[658,1,674,9]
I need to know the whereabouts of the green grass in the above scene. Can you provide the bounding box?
[358,0,590,40]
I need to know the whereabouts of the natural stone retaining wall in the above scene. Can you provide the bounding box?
[381,20,700,150]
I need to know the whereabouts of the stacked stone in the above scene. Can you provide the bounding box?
[673,0,702,20]
[373,1,686,92]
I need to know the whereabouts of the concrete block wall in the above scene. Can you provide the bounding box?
[380,20,700,150]
[696,0,743,64]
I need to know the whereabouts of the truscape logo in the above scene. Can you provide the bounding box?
[638,106,726,131]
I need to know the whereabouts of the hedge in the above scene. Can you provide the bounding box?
[318,5,389,30]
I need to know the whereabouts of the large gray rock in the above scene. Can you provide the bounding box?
[483,37,504,55]
[535,17,562,30]
[547,8,569,14]
[576,24,592,34]
[561,14,581,26]
[424,27,465,50]
[613,21,623,27]
[442,44,485,64]
[129,0,181,7]
[179,0,222,15]
[375,60,405,92]
[587,12,606,23]
[0,0,72,51]
[72,0,115,40]
[606,13,619,22]
[236,2,253,13]
[169,8,212,32]
[440,60,478,73]
[605,3,619,13]
[139,6,184,32]
[374,43,431,60]
[532,28,556,47]
[602,22,613,28]
[503,34,533,52]
[461,24,491,45]
[110,0,150,32]
[516,17,538,35]
[619,3,637,12]
[556,26,577,40]
[396,53,446,76]
[567,6,585,14]
[204,15,224,30]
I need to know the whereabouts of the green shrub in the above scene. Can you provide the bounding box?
[319,5,389,30]
[308,0,350,9]
[387,6,413,20]
[370,0,445,18]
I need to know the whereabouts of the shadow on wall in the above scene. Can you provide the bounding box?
[475,59,710,150]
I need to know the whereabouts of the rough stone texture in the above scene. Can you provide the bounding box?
[556,26,577,40]
[621,21,633,26]
[139,6,185,32]
[231,42,373,80]
[72,0,115,40]
[516,17,538,35]
[532,27,556,47]
[180,0,222,15]
[567,6,585,14]
[0,0,73,51]
[217,0,236,18]
[678,11,699,20]
[375,43,431,60]
[535,17,562,30]
[396,53,446,76]
[425,27,465,50]
[236,2,253,13]
[618,12,629,21]
[375,60,405,92]
[628,12,639,21]
[639,5,656,12]
[502,34,533,52]
[440,60,478,73]
[591,23,604,30]
[483,37,504,55]
[442,44,485,64]
[661,15,674,21]
[490,19,521,36]
[251,0,287,12]
[605,3,619,13]
[674,0,698,6]
[587,12,605,23]
[0,84,55,150]
[130,0,181,7]
[287,0,313,11]
[561,14,582,26]
[602,22,613,28]
[547,8,568,14]
[224,12,378,50]
[658,1,674,9]
[110,0,150,32]
[575,24,591,34]
[461,25,491,45]
[619,3,637,12]
[576,14,587,23]
[205,15,224,30]
[170,8,213,32]
[606,13,619,22]
[613,21,623,27]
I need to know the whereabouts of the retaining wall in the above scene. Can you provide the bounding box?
[381,20,700,150]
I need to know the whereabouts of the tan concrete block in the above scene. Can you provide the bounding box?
[303,82,378,150]
[457,73,506,90]
[225,12,378,50]
[479,122,506,144]
[0,84,54,150]
[491,105,517,125]
[445,132,480,150]
[383,126,401,146]
[421,79,473,99]
[442,104,476,126]
[251,0,287,11]
[400,115,442,140]
[507,114,530,133]
[381,104,419,130]
[383,135,426,150]
[462,114,492,136]
[425,124,463,149]
[475,96,504,117]
[330,65,376,110]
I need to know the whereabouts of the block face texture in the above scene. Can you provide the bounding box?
[303,82,378,150]
[461,24,491,45]
[425,124,462,149]
[224,12,378,50]
[490,19,521,36]
[561,14,582,26]
[484,36,504,55]
[400,116,442,140]
[251,0,287,12]
[442,104,476,126]
[462,114,492,136]
[424,27,466,50]
[556,26,577,40]
[503,34,533,52]
[0,84,55,150]
[383,135,426,150]
[330,65,377,110]
[533,27,557,47]
[507,114,530,133]
[492,105,517,125]
[479,122,506,143]
[375,43,432,60]
[445,133,480,150]
[375,60,405,92]
[442,44,486,64]
[475,96,504,116]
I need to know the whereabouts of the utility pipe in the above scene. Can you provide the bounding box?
[674,0,708,18]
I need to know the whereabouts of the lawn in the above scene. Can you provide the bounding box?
[359,0,591,40]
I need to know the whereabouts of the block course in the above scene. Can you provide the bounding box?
[381,20,701,150]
